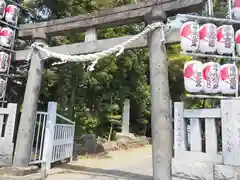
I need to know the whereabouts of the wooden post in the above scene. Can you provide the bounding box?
[13,29,46,166]
[146,8,172,180]
[42,102,57,170]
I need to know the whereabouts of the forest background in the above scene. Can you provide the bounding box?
[9,0,229,139]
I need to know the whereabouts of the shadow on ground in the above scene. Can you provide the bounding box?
[52,163,152,180]
[78,152,113,160]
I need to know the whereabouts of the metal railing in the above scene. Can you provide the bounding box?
[29,111,47,164]
[29,110,75,166]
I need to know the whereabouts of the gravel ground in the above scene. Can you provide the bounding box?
[46,145,153,180]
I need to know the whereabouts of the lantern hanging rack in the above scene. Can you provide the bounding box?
[177,14,240,25]
[0,0,21,104]
[6,0,21,8]
[0,46,15,53]
[0,0,21,30]
[0,74,11,77]
[181,0,240,100]
[186,93,240,99]
[181,52,240,60]
[0,19,19,30]
[5,0,42,22]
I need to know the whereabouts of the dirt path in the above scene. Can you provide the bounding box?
[47,145,152,180]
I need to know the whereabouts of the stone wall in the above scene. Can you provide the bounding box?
[172,158,240,180]
[172,100,240,180]
[74,134,150,157]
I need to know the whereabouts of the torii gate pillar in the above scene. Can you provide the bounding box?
[146,8,172,180]
[13,29,47,166]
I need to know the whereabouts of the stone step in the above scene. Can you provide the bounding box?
[0,172,43,180]
[3,166,39,176]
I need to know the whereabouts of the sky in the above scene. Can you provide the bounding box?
[168,16,187,28]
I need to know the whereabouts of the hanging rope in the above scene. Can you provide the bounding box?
[26,42,49,61]
[29,22,169,71]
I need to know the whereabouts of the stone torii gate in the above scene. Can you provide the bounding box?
[5,0,204,180]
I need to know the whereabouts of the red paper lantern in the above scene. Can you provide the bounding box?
[5,4,19,25]
[0,27,14,47]
[0,51,9,72]
[0,78,6,99]
[184,60,203,93]
[180,21,199,52]
[236,29,240,56]
[0,0,6,20]
[199,23,217,54]
[216,25,235,55]
[220,64,238,94]
[202,62,221,94]
[233,0,240,20]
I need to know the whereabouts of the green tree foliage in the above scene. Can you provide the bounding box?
[15,0,230,138]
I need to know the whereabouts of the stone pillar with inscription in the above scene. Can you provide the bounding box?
[122,99,130,135]
[221,99,240,166]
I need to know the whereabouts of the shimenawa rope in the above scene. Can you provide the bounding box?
[28,22,169,71]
